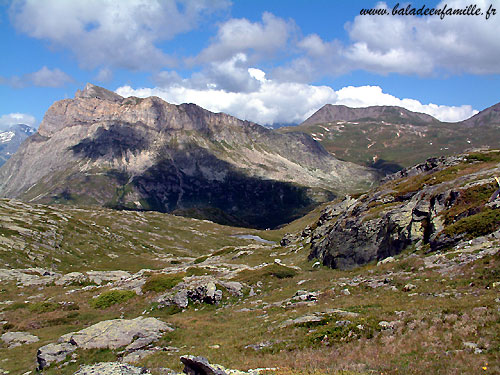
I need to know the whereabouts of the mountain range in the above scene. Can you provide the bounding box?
[280,103,500,173]
[0,124,35,167]
[0,84,377,228]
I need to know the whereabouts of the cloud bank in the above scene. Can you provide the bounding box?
[10,0,231,70]
[1,66,72,88]
[116,66,477,124]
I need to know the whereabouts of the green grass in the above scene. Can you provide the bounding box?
[142,272,185,293]
[444,208,500,239]
[90,290,136,309]
[235,264,298,284]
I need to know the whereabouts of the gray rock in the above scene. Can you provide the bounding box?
[219,281,244,297]
[180,355,228,375]
[291,290,318,302]
[1,331,39,348]
[122,349,158,364]
[60,317,172,350]
[37,342,76,369]
[403,283,417,292]
[174,289,189,308]
[37,317,172,369]
[73,362,150,374]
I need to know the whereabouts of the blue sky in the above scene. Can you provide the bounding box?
[1,0,499,130]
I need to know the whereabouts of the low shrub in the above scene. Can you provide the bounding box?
[444,208,500,239]
[142,273,185,293]
[90,290,136,309]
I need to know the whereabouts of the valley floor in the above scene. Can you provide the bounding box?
[0,200,498,374]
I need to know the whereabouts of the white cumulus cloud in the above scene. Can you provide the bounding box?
[10,0,231,70]
[116,65,477,124]
[277,0,500,79]
[1,66,72,88]
[194,12,296,65]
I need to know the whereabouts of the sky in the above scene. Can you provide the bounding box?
[1,0,500,131]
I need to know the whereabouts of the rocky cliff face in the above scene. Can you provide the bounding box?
[304,150,500,269]
[0,84,378,228]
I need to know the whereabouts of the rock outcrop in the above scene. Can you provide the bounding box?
[305,151,500,269]
[0,83,377,228]
[73,362,150,375]
[0,331,39,348]
[37,317,173,369]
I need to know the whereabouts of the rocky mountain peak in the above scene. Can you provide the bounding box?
[301,104,438,126]
[75,83,123,102]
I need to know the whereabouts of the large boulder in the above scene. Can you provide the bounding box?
[37,317,173,369]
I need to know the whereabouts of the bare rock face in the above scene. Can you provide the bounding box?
[306,152,500,269]
[0,83,378,228]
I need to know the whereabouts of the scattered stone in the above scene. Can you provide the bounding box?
[377,256,395,265]
[403,283,417,292]
[291,290,318,302]
[245,341,272,351]
[158,278,224,308]
[312,261,321,268]
[1,331,39,348]
[123,349,159,364]
[279,315,323,328]
[219,281,244,297]
[341,288,350,296]
[73,362,150,374]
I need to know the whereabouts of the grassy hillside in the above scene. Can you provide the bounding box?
[279,119,500,173]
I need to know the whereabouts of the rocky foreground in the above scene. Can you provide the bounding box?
[0,150,498,375]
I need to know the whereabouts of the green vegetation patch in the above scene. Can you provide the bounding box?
[194,255,210,264]
[90,290,136,309]
[465,150,500,163]
[304,315,382,346]
[142,272,185,293]
[442,182,498,224]
[444,208,500,239]
[236,264,298,284]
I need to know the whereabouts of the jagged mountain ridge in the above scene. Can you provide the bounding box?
[0,84,378,228]
[280,103,500,173]
[0,124,35,167]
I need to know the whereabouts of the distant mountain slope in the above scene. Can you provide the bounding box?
[279,103,500,173]
[0,124,35,167]
[0,84,378,228]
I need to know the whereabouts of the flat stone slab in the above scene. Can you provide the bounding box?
[1,331,39,348]
[73,362,150,374]
[37,317,173,369]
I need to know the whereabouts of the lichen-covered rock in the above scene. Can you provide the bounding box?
[157,277,224,308]
[60,317,172,350]
[307,153,500,269]
[73,362,150,375]
[37,342,76,369]
[37,317,172,369]
[1,331,39,348]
